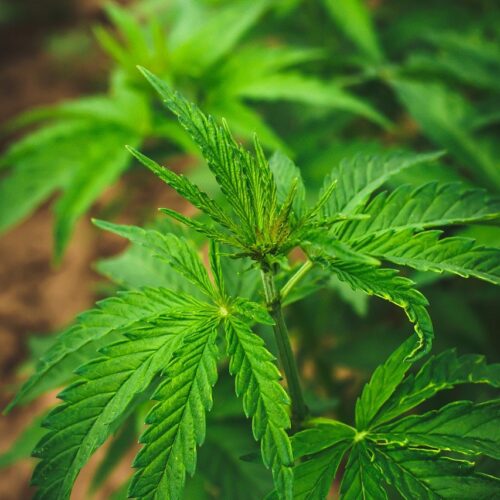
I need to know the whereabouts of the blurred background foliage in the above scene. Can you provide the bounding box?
[1,0,499,498]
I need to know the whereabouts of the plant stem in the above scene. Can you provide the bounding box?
[261,268,308,430]
[280,260,314,302]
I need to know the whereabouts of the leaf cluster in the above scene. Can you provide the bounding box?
[0,0,386,259]
[286,338,500,499]
[4,71,500,499]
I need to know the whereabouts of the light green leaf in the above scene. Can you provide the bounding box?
[217,45,324,95]
[340,182,500,242]
[127,146,235,233]
[207,98,287,152]
[220,251,260,300]
[93,220,216,299]
[96,244,183,290]
[225,317,293,499]
[54,131,138,259]
[353,230,500,285]
[10,88,150,132]
[0,413,47,467]
[292,420,355,458]
[269,151,306,216]
[0,121,105,234]
[31,327,184,500]
[130,321,219,499]
[139,67,278,243]
[1,82,149,252]
[238,72,390,128]
[417,33,500,91]
[234,298,274,326]
[306,235,381,267]
[104,2,150,61]
[171,0,269,74]
[6,288,202,412]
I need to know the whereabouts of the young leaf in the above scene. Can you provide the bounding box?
[138,67,279,244]
[225,317,293,499]
[126,146,235,232]
[130,321,219,499]
[269,151,306,217]
[159,208,241,248]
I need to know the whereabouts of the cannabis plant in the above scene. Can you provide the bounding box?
[6,69,500,499]
[0,0,386,260]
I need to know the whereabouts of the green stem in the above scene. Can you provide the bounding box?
[280,260,314,302]
[261,267,308,430]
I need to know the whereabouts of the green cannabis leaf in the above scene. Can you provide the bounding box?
[130,322,219,499]
[6,70,500,500]
[290,338,500,499]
